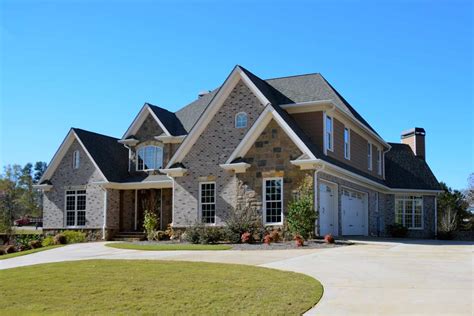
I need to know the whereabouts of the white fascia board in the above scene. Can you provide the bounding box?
[159,168,187,177]
[290,159,322,170]
[99,180,173,190]
[166,66,271,168]
[118,138,139,146]
[219,162,251,173]
[280,100,332,113]
[40,130,108,183]
[155,135,186,144]
[225,106,316,164]
[32,184,53,191]
[389,188,443,194]
[122,104,172,140]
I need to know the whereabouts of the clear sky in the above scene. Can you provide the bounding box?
[1,0,472,190]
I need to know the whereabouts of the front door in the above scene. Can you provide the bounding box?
[319,182,338,236]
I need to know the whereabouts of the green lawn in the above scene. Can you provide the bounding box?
[0,245,64,260]
[106,242,233,251]
[0,260,323,315]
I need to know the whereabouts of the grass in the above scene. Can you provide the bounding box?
[0,245,64,260]
[0,260,323,315]
[106,242,232,251]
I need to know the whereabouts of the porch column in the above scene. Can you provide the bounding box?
[134,189,138,231]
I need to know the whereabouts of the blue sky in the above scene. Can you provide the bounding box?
[0,0,472,190]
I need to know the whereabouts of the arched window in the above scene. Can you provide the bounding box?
[235,112,248,128]
[136,146,163,171]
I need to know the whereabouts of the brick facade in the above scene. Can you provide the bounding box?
[173,80,265,226]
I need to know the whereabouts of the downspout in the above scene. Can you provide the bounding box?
[314,164,325,236]
[434,195,438,238]
[102,189,108,240]
[122,144,132,172]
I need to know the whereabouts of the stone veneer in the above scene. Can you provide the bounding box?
[237,119,311,223]
[173,80,265,226]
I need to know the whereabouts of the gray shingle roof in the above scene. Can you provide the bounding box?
[147,103,187,136]
[175,89,218,133]
[73,128,129,182]
[385,143,441,190]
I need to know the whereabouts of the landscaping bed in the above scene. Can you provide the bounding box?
[0,260,323,315]
[0,245,63,260]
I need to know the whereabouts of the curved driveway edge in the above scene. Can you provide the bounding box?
[1,240,472,315]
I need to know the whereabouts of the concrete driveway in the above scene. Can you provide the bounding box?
[1,239,472,315]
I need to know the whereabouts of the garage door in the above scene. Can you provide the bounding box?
[319,182,338,236]
[341,188,367,236]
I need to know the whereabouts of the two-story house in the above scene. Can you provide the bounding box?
[34,66,441,240]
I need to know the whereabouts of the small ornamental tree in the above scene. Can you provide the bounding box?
[287,175,315,240]
[143,210,158,241]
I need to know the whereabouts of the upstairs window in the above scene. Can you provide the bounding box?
[367,143,372,170]
[235,112,248,128]
[137,146,163,171]
[377,149,382,175]
[344,128,350,160]
[325,115,333,151]
[72,150,80,169]
[395,195,423,229]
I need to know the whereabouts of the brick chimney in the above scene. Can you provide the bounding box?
[401,127,426,160]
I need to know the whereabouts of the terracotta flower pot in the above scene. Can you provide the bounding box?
[294,235,304,247]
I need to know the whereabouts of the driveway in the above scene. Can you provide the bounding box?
[1,239,472,315]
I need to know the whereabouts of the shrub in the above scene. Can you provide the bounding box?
[0,248,5,255]
[225,196,263,243]
[29,240,42,249]
[263,234,272,245]
[143,210,159,241]
[53,233,67,245]
[148,230,169,241]
[438,206,457,239]
[42,236,55,247]
[185,223,205,244]
[164,224,175,240]
[269,229,281,243]
[387,223,408,238]
[287,176,315,239]
[199,227,222,244]
[63,231,86,244]
[437,231,455,240]
[324,234,335,244]
[14,234,42,251]
[5,245,16,254]
[241,232,252,243]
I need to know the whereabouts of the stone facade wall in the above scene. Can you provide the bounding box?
[173,80,265,227]
[237,119,310,223]
[43,139,105,229]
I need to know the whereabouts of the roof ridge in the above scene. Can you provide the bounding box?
[72,128,119,140]
[264,72,322,81]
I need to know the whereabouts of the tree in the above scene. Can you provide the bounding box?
[437,182,469,231]
[464,173,474,207]
[33,162,48,184]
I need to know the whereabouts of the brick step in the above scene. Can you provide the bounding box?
[116,231,145,236]
[112,237,144,242]
[112,232,146,242]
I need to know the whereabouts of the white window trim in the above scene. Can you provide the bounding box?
[344,127,350,160]
[263,177,284,225]
[323,113,334,153]
[235,112,248,129]
[64,189,87,228]
[367,142,373,171]
[377,148,382,175]
[395,195,424,230]
[199,181,216,225]
[72,150,80,169]
[136,145,163,171]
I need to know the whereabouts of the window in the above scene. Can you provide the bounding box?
[137,146,163,171]
[395,195,423,229]
[377,149,382,175]
[325,115,333,151]
[367,143,372,170]
[263,178,283,224]
[72,150,80,169]
[200,182,216,224]
[235,112,248,128]
[344,128,350,160]
[65,190,86,227]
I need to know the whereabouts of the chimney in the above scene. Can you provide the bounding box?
[401,127,426,160]
[198,90,211,98]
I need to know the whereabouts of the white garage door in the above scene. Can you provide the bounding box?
[319,182,338,236]
[341,188,368,236]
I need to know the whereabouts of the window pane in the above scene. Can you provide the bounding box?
[265,179,282,224]
[200,183,216,224]
[77,211,86,226]
[236,113,248,128]
[395,199,403,225]
[66,211,75,226]
[405,199,414,228]
[66,196,75,211]
[77,195,86,210]
[414,197,423,228]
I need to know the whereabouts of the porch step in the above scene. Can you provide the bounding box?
[112,231,146,242]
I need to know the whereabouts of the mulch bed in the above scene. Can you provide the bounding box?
[133,239,353,250]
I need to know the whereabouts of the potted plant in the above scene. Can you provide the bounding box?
[324,234,335,244]
[263,234,272,245]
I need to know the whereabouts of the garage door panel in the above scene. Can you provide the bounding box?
[342,188,367,236]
